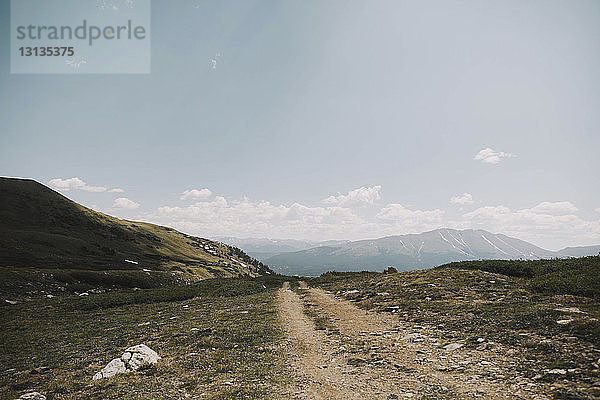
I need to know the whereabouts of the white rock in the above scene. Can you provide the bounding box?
[555,307,584,314]
[93,344,160,380]
[556,319,573,325]
[547,369,567,375]
[79,293,89,296]
[93,358,126,380]
[402,333,422,341]
[443,343,463,351]
[124,344,161,370]
[5,300,18,305]
[18,393,46,400]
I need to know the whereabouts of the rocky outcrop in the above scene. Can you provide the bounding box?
[93,344,160,380]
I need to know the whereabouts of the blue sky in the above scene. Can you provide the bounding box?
[1,0,599,249]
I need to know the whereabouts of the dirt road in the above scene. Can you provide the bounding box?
[277,281,551,400]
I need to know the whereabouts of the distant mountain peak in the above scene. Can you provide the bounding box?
[262,228,565,276]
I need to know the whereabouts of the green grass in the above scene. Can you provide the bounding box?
[0,275,294,400]
[440,256,600,299]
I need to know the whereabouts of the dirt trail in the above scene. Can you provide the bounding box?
[278,281,551,400]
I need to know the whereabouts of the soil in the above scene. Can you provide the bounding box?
[277,281,552,400]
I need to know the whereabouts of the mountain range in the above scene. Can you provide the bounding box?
[3,177,597,279]
[223,230,600,276]
[213,237,349,260]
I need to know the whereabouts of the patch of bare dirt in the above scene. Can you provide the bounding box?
[278,281,553,399]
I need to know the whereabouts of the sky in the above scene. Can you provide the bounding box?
[1,0,599,250]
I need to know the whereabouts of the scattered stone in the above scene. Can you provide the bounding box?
[555,307,585,314]
[556,319,573,325]
[443,343,463,351]
[477,337,485,343]
[384,306,400,312]
[18,393,46,400]
[93,344,160,380]
[344,290,360,294]
[402,333,421,341]
[547,369,567,375]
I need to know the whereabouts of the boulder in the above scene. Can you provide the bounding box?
[93,358,126,380]
[443,343,463,351]
[18,393,46,400]
[93,344,160,380]
[122,344,160,370]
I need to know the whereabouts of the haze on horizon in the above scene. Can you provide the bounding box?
[1,0,599,251]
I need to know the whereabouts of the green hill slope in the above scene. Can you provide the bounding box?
[0,177,270,280]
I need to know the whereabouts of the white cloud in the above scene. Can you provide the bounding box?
[322,185,381,206]
[108,188,125,193]
[376,204,444,231]
[180,188,212,201]
[596,208,600,213]
[474,148,515,164]
[155,196,364,240]
[113,197,140,210]
[450,193,474,205]
[142,185,599,248]
[461,203,600,249]
[48,177,107,192]
[529,201,578,215]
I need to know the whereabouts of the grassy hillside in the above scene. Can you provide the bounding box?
[438,256,600,299]
[0,178,270,286]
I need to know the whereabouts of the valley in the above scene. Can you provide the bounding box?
[1,178,599,399]
[2,258,599,399]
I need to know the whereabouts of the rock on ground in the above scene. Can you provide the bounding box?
[443,343,464,351]
[93,344,160,380]
[18,393,46,400]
